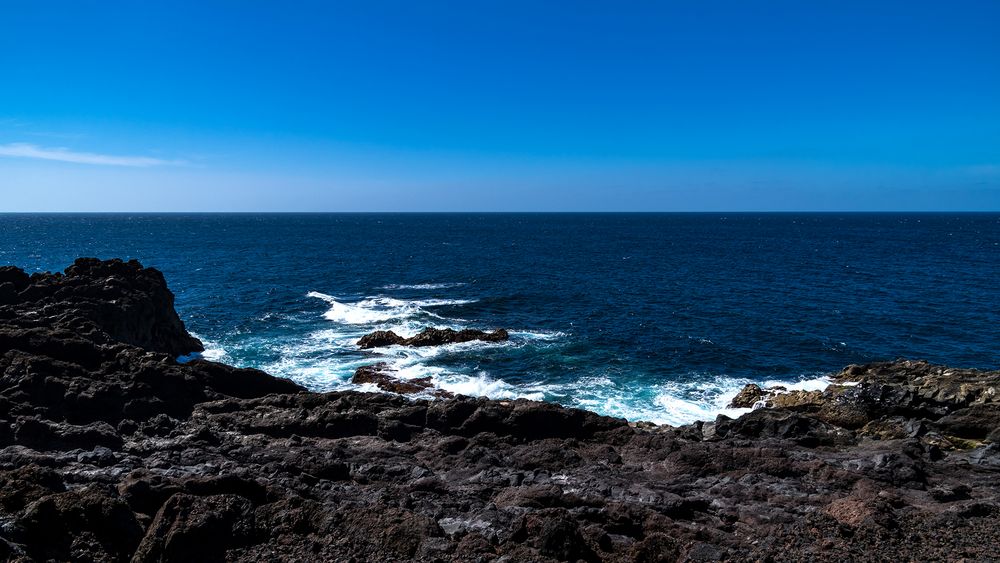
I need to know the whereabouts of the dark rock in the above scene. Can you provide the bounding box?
[15,485,144,562]
[358,327,509,349]
[132,493,256,562]
[535,516,597,561]
[928,483,972,502]
[0,260,997,562]
[352,362,454,397]
[2,258,203,356]
[355,330,406,348]
[933,403,1000,440]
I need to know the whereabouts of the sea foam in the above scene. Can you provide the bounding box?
[291,288,839,427]
[380,282,468,290]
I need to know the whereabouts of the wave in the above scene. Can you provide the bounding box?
[761,375,832,392]
[359,360,551,402]
[511,330,567,341]
[176,332,230,364]
[359,296,476,308]
[434,371,550,402]
[555,375,751,426]
[306,292,477,326]
[187,307,832,428]
[194,316,835,427]
[307,292,425,324]
[409,298,477,307]
[544,372,837,427]
[380,282,468,290]
[291,291,834,426]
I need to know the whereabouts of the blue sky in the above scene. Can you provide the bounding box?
[1,1,998,211]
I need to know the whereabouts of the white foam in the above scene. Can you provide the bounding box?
[274,291,847,427]
[511,330,567,341]
[433,371,550,401]
[307,292,426,324]
[761,375,833,392]
[556,374,759,426]
[409,298,477,307]
[653,392,750,425]
[359,296,476,308]
[381,282,467,290]
[177,332,230,363]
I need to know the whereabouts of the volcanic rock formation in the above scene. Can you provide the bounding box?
[0,259,998,562]
[357,327,509,349]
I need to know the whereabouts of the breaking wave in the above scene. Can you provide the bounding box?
[196,287,841,427]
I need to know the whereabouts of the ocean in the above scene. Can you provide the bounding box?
[2,213,997,425]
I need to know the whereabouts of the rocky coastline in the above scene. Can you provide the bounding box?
[0,259,997,561]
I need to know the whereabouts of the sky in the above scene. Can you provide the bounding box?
[1,0,998,211]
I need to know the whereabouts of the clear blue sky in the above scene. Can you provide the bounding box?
[1,1,998,211]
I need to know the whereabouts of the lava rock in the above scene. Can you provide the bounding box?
[357,327,509,349]
[0,260,998,562]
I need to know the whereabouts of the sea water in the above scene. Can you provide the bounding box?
[2,213,997,425]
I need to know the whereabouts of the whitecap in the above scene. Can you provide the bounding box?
[435,372,549,402]
[409,298,477,307]
[358,296,476,308]
[307,292,426,324]
[511,330,567,341]
[381,282,468,290]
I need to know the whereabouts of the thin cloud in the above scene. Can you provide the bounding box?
[0,142,185,167]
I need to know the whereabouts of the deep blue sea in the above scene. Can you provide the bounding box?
[2,213,998,424]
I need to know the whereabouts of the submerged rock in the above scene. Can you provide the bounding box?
[0,259,998,562]
[357,327,509,349]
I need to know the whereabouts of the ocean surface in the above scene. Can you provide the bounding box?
[2,213,998,425]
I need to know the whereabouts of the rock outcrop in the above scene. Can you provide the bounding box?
[0,259,998,562]
[0,258,203,356]
[352,362,454,398]
[357,327,509,349]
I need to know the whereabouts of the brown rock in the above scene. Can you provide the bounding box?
[728,384,765,408]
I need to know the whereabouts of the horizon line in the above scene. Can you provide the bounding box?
[2,210,998,215]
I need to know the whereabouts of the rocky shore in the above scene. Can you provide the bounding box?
[0,259,998,562]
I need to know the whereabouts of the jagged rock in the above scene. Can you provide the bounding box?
[352,363,454,398]
[358,327,509,349]
[728,383,765,408]
[0,258,203,356]
[0,260,997,562]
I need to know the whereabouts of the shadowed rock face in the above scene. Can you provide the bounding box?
[1,259,999,562]
[357,327,509,349]
[0,258,203,356]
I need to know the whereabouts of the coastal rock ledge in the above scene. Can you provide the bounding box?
[0,259,998,562]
